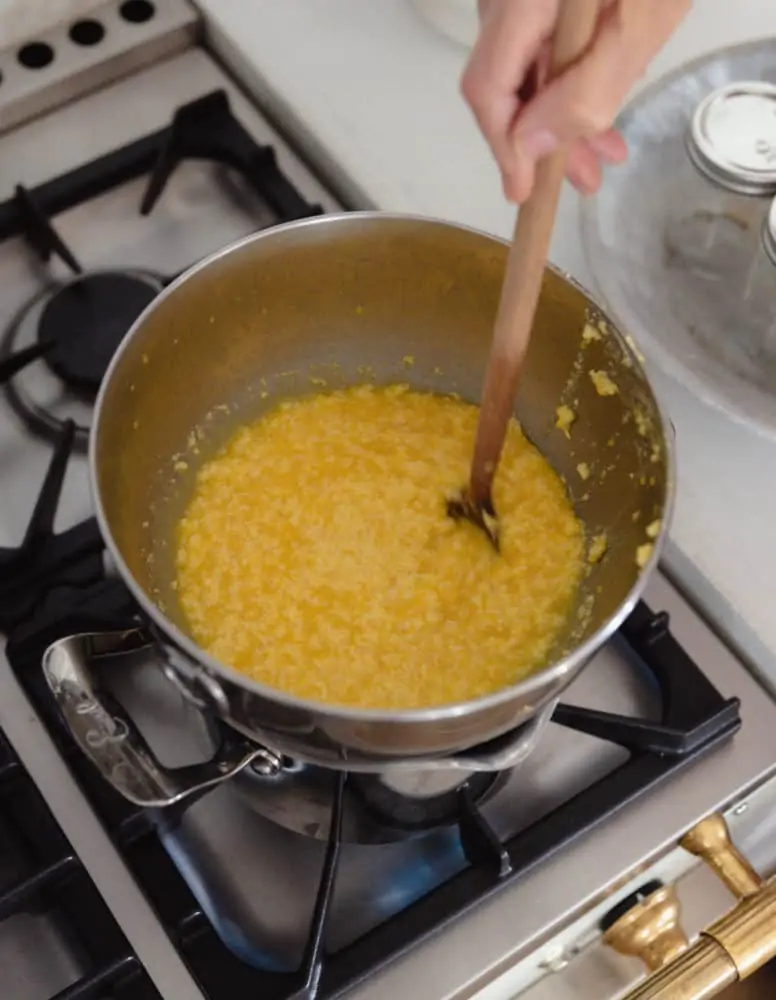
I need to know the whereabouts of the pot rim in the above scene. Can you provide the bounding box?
[89,211,676,725]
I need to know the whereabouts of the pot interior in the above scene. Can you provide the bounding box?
[93,215,670,681]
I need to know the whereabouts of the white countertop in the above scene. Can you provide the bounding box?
[199,0,776,684]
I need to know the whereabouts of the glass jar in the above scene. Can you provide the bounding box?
[664,82,776,375]
[756,197,776,360]
[666,82,776,273]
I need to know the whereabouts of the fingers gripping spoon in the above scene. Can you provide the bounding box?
[448,0,601,550]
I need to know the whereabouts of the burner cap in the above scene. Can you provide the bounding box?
[37,272,159,395]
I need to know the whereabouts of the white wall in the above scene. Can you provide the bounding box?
[0,0,103,49]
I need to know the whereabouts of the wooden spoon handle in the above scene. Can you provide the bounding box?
[469,0,601,507]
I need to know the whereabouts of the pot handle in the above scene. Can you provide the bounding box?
[42,630,280,808]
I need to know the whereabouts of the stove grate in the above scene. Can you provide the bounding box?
[12,183,82,275]
[0,88,322,445]
[0,422,104,632]
[0,730,162,1000]
[0,88,321,248]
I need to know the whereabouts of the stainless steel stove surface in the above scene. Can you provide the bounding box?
[2,7,776,1000]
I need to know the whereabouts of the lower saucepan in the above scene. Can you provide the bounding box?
[42,213,673,808]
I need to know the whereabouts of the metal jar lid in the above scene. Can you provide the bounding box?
[763,197,776,266]
[687,81,776,195]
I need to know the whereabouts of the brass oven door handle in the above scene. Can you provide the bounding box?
[605,814,776,1000]
[42,630,280,808]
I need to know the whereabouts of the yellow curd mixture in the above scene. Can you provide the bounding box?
[175,385,585,710]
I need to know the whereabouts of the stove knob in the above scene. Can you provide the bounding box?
[680,814,762,900]
[601,880,689,971]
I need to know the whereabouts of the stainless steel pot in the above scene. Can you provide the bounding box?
[43,213,673,801]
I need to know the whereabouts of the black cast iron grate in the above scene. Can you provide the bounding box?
[0,88,323,445]
[0,728,162,999]
[1,423,741,1000]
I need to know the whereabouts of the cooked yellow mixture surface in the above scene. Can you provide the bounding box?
[175,385,585,710]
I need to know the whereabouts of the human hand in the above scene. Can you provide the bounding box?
[461,0,692,203]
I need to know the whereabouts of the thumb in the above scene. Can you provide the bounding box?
[513,0,690,148]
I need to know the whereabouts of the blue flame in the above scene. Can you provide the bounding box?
[161,824,467,973]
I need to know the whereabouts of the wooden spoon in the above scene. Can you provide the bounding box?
[448,0,601,550]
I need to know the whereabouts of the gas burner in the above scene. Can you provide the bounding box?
[37,271,161,395]
[229,758,511,844]
[0,88,322,453]
[349,768,508,833]
[225,709,552,845]
[0,268,165,447]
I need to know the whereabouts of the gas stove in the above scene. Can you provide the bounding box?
[3,6,776,1000]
